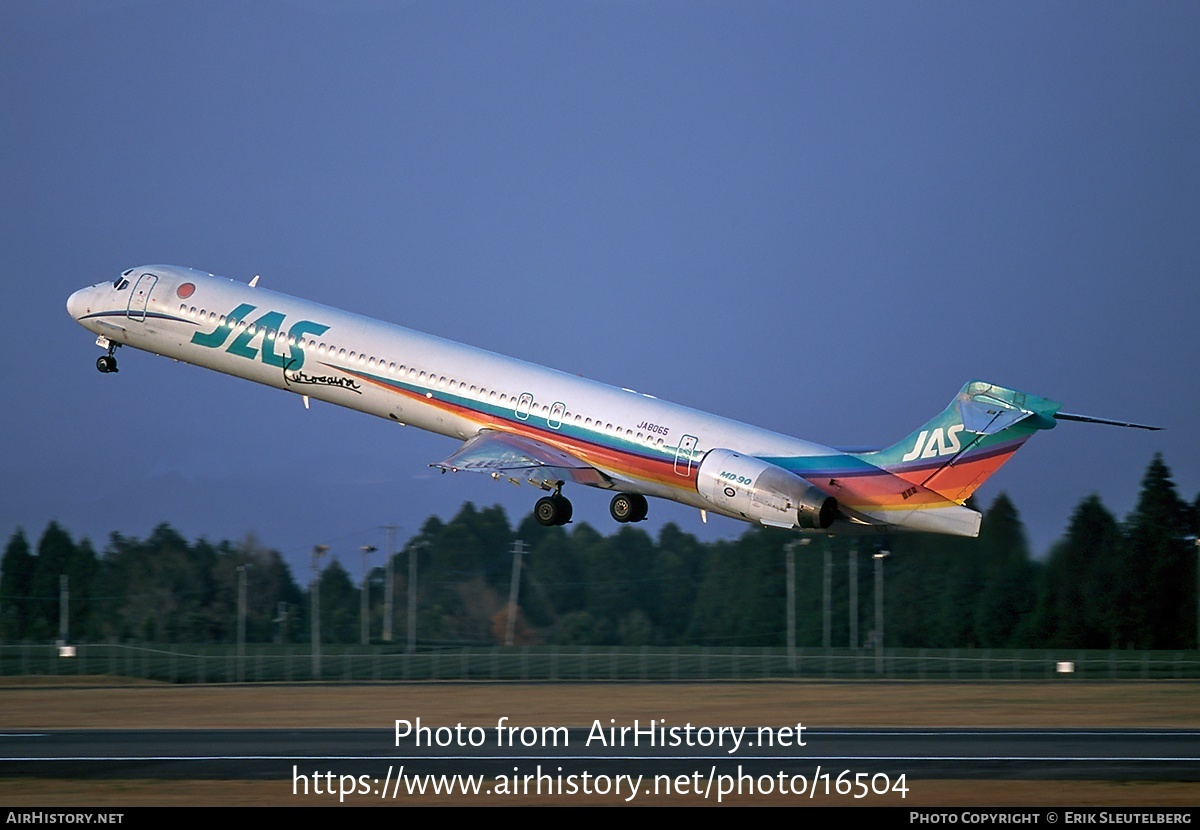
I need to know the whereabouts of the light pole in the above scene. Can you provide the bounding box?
[237,563,249,682]
[381,525,400,643]
[406,540,428,654]
[360,545,376,645]
[311,544,328,679]
[822,541,831,650]
[274,600,288,644]
[505,540,527,647]
[849,549,858,649]
[873,549,889,675]
[59,575,69,644]
[784,539,809,671]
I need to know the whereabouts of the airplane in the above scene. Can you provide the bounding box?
[67,265,1158,538]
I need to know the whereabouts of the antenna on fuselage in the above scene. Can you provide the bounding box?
[249,274,260,287]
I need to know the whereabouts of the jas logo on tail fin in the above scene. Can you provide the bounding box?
[901,425,965,462]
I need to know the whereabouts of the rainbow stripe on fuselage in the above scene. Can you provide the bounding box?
[67,265,1063,537]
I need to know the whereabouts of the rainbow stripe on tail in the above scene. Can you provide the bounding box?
[856,381,1062,505]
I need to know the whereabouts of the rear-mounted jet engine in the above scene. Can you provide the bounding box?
[696,448,838,530]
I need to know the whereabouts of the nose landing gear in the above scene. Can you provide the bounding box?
[94,337,119,373]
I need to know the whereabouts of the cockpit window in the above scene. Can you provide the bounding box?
[114,279,130,290]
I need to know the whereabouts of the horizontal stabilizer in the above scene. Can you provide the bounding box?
[1055,412,1161,431]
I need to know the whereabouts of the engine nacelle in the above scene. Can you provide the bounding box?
[696,448,838,530]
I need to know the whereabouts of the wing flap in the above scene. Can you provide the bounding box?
[433,430,612,488]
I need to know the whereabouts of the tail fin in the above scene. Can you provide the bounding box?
[855,380,1061,505]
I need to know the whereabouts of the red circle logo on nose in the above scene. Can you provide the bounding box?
[177,283,195,299]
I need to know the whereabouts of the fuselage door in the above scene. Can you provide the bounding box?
[126,272,158,322]
[515,392,534,421]
[674,434,699,476]
[548,401,566,429]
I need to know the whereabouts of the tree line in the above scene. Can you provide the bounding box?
[2,454,1196,650]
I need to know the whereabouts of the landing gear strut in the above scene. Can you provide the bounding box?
[96,348,118,374]
[610,493,648,523]
[534,484,573,527]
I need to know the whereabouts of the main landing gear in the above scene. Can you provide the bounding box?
[610,492,648,523]
[531,488,649,527]
[534,483,572,527]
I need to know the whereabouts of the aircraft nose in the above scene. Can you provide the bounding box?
[66,287,89,320]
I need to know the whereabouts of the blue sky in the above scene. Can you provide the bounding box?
[3,1,1197,580]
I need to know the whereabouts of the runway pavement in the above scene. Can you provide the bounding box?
[2,727,1197,781]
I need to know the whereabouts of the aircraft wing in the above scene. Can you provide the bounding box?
[432,429,613,489]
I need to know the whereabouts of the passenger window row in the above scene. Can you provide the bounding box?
[176,304,665,449]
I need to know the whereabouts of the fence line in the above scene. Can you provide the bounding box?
[2,644,1198,683]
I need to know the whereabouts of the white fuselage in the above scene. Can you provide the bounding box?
[68,265,842,525]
